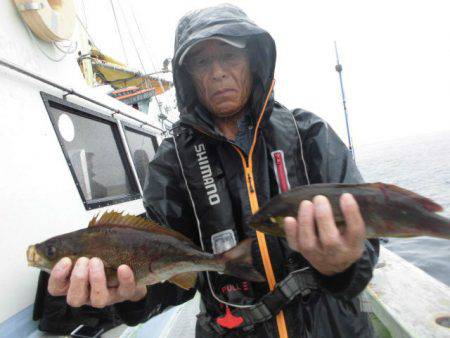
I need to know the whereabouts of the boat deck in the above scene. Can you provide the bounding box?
[2,248,450,338]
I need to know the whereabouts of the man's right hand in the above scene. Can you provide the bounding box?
[48,257,148,308]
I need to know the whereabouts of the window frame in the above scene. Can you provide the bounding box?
[120,120,159,191]
[41,92,142,210]
[121,120,159,156]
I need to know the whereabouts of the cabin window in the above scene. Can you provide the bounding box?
[122,122,158,188]
[41,93,141,209]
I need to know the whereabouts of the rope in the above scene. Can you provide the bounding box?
[116,1,150,89]
[25,25,66,62]
[127,1,174,129]
[76,14,98,48]
[129,3,159,74]
[54,40,78,55]
[117,1,167,130]
[80,0,88,30]
[109,0,128,64]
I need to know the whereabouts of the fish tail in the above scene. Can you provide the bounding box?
[219,238,265,282]
[426,214,450,239]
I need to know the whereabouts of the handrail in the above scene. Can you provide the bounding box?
[365,247,450,337]
[0,57,165,132]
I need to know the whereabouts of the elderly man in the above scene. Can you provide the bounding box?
[49,4,378,337]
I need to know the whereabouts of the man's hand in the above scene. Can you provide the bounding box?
[284,193,365,276]
[48,257,147,308]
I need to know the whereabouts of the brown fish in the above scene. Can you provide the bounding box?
[27,212,264,290]
[248,183,450,239]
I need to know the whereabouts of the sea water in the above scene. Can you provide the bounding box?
[357,130,450,286]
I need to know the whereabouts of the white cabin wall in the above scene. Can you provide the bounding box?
[0,1,165,322]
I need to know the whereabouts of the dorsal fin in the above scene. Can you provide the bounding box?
[88,211,193,243]
[370,182,443,212]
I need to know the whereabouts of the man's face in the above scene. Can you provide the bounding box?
[185,40,253,118]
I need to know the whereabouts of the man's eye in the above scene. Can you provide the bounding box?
[223,52,238,61]
[193,57,208,67]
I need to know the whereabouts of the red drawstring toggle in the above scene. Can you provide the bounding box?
[216,306,244,329]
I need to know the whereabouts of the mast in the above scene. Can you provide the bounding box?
[77,20,95,86]
[334,41,355,161]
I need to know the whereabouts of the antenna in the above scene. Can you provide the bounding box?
[334,41,355,161]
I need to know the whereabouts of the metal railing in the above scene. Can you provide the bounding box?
[0,57,165,132]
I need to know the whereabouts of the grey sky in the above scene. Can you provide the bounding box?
[80,0,450,146]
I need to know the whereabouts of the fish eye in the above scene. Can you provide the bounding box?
[46,245,57,259]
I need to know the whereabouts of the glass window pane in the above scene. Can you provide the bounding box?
[123,126,157,188]
[48,102,139,204]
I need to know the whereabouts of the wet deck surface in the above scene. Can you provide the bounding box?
[158,293,199,338]
[13,294,199,338]
[126,293,200,338]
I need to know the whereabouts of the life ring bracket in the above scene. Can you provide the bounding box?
[17,2,44,11]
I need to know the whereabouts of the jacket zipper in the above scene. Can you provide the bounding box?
[232,79,288,338]
[247,172,255,193]
[231,146,257,210]
[232,144,289,338]
[188,79,288,338]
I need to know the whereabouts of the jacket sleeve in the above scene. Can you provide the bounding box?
[294,109,380,300]
[115,138,197,325]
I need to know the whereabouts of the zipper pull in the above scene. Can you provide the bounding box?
[247,173,255,193]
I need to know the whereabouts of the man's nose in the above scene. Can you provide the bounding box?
[210,58,227,79]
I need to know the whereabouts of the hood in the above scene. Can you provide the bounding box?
[172,4,276,133]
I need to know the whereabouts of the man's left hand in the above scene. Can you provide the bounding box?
[284,193,365,276]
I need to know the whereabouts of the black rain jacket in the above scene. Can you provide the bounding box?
[116,4,378,337]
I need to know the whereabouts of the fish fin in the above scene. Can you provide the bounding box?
[370,182,444,212]
[168,272,197,290]
[221,238,265,283]
[88,211,193,243]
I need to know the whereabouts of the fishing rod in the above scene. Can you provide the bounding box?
[334,41,356,161]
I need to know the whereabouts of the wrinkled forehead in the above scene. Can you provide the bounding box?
[187,40,244,59]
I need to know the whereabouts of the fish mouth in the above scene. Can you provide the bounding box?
[27,245,39,267]
[27,245,47,268]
